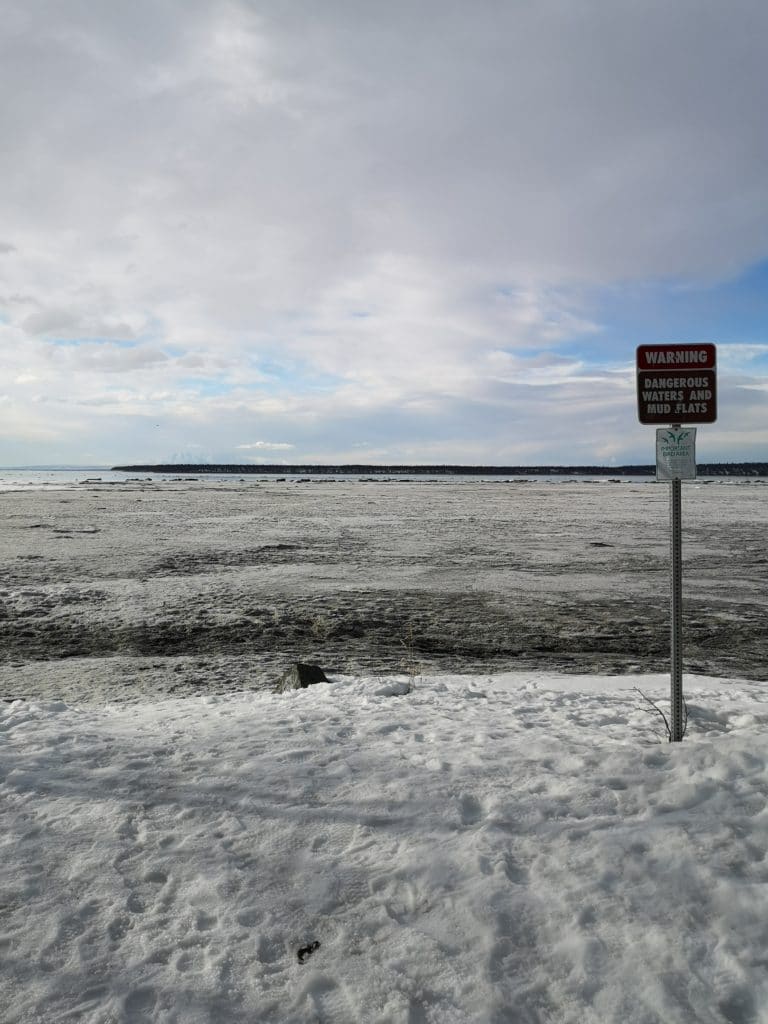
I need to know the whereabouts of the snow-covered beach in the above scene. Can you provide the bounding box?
[2,478,768,1022]
[4,674,768,1023]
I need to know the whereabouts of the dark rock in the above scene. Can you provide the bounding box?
[275,663,329,693]
[297,940,320,963]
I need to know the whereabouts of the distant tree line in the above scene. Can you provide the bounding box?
[112,462,768,476]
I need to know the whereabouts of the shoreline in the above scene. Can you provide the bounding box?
[111,461,768,476]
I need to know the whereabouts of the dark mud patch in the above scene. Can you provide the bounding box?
[149,544,300,577]
[1,590,765,682]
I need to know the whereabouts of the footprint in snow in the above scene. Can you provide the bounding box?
[258,934,283,965]
[298,972,358,1024]
[458,792,485,826]
[124,987,157,1020]
[40,898,101,970]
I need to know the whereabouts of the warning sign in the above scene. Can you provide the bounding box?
[637,343,715,371]
[656,427,696,480]
[637,345,717,424]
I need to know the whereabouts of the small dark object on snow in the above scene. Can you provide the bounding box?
[275,663,329,693]
[297,940,320,963]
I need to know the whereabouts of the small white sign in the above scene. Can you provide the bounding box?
[656,427,697,480]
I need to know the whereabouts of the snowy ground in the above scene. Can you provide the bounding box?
[2,479,768,1021]
[2,672,768,1023]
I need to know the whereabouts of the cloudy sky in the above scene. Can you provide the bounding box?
[2,0,768,467]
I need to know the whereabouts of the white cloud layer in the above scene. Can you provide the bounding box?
[235,441,294,450]
[1,1,767,464]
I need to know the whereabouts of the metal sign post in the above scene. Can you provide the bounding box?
[637,344,717,742]
[669,459,685,742]
[656,426,695,742]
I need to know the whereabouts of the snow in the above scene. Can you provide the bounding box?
[3,672,768,1023]
[2,476,768,1021]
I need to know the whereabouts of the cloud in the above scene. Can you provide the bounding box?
[717,344,768,370]
[5,4,768,297]
[1,2,768,464]
[44,341,169,373]
[235,441,295,451]
[22,308,142,340]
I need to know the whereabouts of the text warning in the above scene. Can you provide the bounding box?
[636,344,717,424]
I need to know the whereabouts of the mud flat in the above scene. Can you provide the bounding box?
[1,478,766,703]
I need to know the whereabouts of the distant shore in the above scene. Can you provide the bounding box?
[112,461,768,476]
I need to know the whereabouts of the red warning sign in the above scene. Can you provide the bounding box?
[637,345,717,424]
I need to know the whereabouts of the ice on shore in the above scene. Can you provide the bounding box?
[2,672,768,1023]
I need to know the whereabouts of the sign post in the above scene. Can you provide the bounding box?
[637,344,717,742]
[669,473,684,741]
